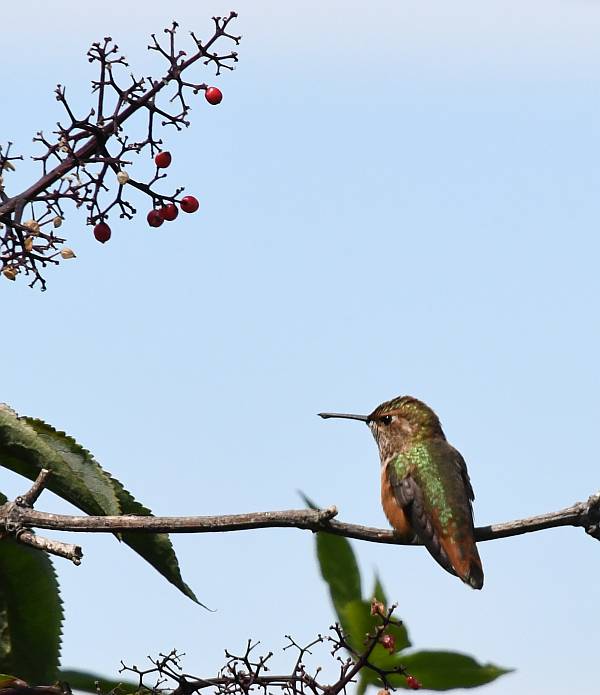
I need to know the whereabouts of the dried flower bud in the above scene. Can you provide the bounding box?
[24,236,34,252]
[2,160,15,171]
[117,170,130,185]
[60,248,76,259]
[24,219,40,235]
[53,216,63,228]
[370,598,386,616]
[3,267,17,281]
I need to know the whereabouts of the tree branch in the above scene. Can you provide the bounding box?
[3,491,600,544]
[3,469,599,564]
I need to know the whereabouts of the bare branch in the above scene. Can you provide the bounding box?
[117,606,418,695]
[2,493,599,545]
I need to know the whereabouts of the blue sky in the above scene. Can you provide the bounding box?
[3,2,600,693]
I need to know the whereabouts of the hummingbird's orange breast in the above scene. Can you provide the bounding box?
[380,467,413,539]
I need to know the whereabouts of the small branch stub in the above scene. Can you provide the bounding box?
[1,470,83,564]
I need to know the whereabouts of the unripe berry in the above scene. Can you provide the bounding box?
[180,195,199,213]
[406,676,421,690]
[147,210,164,228]
[93,222,111,243]
[205,86,223,105]
[154,151,172,168]
[380,634,396,653]
[159,203,179,221]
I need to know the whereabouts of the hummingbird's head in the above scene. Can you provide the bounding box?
[319,396,445,463]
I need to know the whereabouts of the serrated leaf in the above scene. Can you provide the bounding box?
[106,477,201,605]
[0,408,120,516]
[0,532,63,683]
[0,407,199,605]
[300,493,361,614]
[59,669,140,694]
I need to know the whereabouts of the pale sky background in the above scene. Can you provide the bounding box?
[2,1,600,693]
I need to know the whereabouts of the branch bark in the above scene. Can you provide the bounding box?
[5,495,600,543]
[3,469,599,564]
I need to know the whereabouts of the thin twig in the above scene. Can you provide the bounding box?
[16,468,52,507]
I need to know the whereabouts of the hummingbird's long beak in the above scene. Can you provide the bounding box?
[318,412,370,422]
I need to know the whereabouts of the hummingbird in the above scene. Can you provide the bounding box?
[319,396,484,589]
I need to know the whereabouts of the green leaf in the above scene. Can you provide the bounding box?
[0,406,199,605]
[107,477,201,606]
[372,573,387,606]
[359,650,512,691]
[355,675,369,695]
[59,669,140,694]
[0,534,63,683]
[396,650,513,690]
[300,493,361,614]
[0,407,120,516]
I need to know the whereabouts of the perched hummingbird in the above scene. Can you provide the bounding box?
[319,396,484,589]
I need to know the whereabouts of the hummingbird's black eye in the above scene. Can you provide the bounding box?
[381,415,393,425]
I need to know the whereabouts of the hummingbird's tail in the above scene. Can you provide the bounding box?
[441,539,484,590]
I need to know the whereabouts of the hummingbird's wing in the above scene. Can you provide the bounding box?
[387,439,484,589]
[387,469,458,578]
[454,446,476,504]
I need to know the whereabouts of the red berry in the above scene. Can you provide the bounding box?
[159,204,179,221]
[205,86,223,105]
[180,195,200,213]
[380,634,396,653]
[154,151,172,168]
[406,676,421,690]
[93,222,111,243]
[147,210,164,228]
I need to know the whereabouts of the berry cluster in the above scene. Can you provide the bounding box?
[90,85,222,244]
[0,15,238,289]
[92,145,206,243]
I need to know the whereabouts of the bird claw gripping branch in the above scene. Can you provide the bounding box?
[0,12,240,290]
